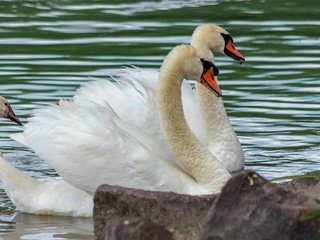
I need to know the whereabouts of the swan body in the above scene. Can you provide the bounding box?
[12,45,231,196]
[22,24,244,173]
[65,66,245,173]
[0,97,93,217]
[74,24,245,172]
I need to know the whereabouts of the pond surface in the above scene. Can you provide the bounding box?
[0,0,319,239]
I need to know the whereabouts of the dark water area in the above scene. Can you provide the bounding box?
[0,0,319,239]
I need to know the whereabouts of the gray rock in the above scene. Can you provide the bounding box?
[279,171,320,200]
[93,185,216,240]
[200,171,320,240]
[104,217,173,240]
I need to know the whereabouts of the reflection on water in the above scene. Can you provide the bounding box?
[0,213,92,240]
[0,0,319,239]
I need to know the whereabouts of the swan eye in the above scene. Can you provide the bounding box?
[200,58,219,76]
[212,64,219,76]
[221,32,245,63]
[220,32,234,44]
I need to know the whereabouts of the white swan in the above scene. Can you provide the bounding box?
[0,96,93,217]
[50,24,245,172]
[13,45,231,196]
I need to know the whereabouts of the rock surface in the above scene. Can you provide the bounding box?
[280,171,320,200]
[200,171,320,240]
[93,185,216,240]
[103,217,173,240]
[93,171,320,240]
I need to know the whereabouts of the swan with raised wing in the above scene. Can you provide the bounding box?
[0,96,93,217]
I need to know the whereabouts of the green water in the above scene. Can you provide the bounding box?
[0,0,319,239]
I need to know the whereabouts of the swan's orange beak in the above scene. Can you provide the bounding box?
[200,66,222,97]
[224,40,245,64]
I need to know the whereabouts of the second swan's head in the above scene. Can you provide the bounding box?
[191,23,245,63]
[0,96,22,125]
[160,45,221,97]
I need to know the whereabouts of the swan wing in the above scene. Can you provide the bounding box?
[76,68,207,144]
[67,68,207,158]
[13,68,208,194]
[18,79,190,194]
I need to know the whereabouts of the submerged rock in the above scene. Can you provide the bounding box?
[200,171,320,240]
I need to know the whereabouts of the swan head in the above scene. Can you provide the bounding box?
[0,96,22,125]
[160,45,221,97]
[160,45,203,81]
[191,24,245,63]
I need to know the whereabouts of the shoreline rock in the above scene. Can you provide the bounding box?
[200,171,319,240]
[93,185,216,240]
[279,171,320,200]
[93,171,320,240]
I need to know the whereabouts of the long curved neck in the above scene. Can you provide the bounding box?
[0,156,39,194]
[190,44,230,143]
[191,37,214,61]
[156,66,229,188]
[195,82,229,141]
